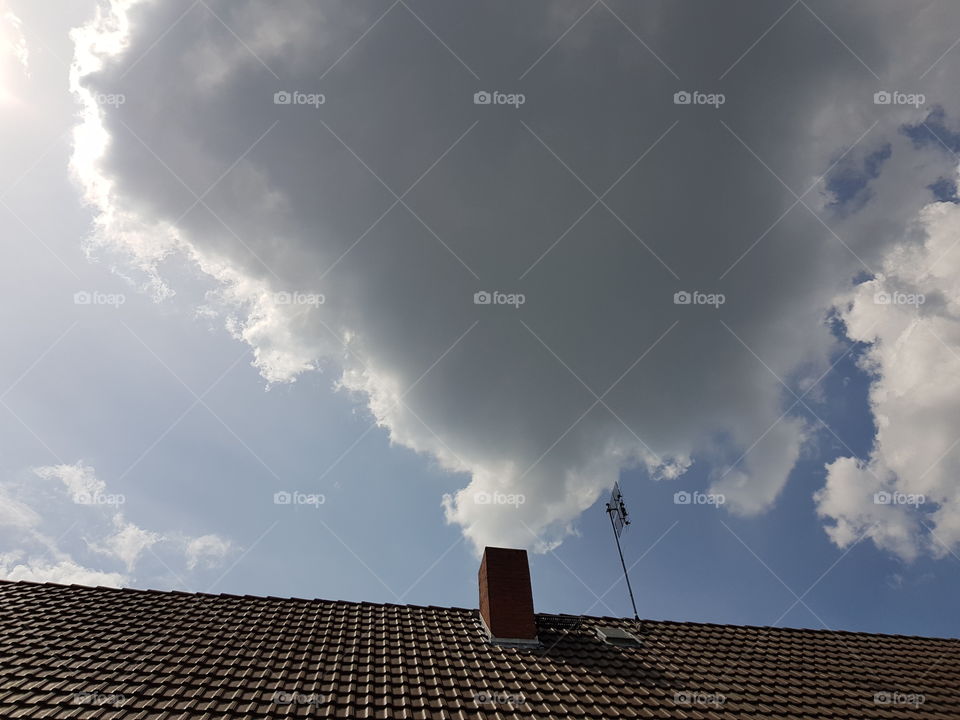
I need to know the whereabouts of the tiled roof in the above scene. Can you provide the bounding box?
[0,579,957,719]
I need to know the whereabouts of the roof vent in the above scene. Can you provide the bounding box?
[595,625,641,646]
[478,547,539,646]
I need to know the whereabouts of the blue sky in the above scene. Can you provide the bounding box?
[3,0,960,640]
[5,250,960,637]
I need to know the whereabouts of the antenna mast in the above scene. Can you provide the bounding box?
[605,482,640,621]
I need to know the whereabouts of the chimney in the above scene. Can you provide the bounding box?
[478,546,539,645]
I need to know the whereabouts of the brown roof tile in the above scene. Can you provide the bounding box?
[0,580,957,718]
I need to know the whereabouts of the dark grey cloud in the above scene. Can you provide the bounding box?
[71,0,960,552]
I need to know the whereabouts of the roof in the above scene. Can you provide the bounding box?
[1,579,958,719]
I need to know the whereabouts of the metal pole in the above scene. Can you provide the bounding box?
[608,507,640,621]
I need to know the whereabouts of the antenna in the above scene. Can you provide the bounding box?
[605,482,640,621]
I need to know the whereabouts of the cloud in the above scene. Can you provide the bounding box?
[0,461,232,586]
[69,0,960,554]
[0,487,41,528]
[711,418,809,516]
[33,461,104,503]
[91,516,160,571]
[818,195,960,559]
[0,552,127,586]
[185,534,232,570]
[0,0,29,108]
[1,1,28,70]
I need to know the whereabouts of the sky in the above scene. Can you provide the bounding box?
[2,0,960,639]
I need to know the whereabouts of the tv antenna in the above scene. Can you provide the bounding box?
[605,482,639,621]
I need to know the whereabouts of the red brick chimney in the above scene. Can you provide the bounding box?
[478,547,539,645]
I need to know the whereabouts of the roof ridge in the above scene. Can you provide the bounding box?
[0,578,477,614]
[570,613,960,643]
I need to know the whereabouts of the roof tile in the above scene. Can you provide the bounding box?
[0,580,957,718]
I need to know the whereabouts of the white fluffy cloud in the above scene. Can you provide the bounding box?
[0,461,232,585]
[68,0,960,555]
[0,552,126,586]
[185,534,232,570]
[818,197,960,559]
[34,461,104,503]
[91,516,160,571]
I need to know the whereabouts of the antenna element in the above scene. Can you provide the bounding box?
[605,482,640,621]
